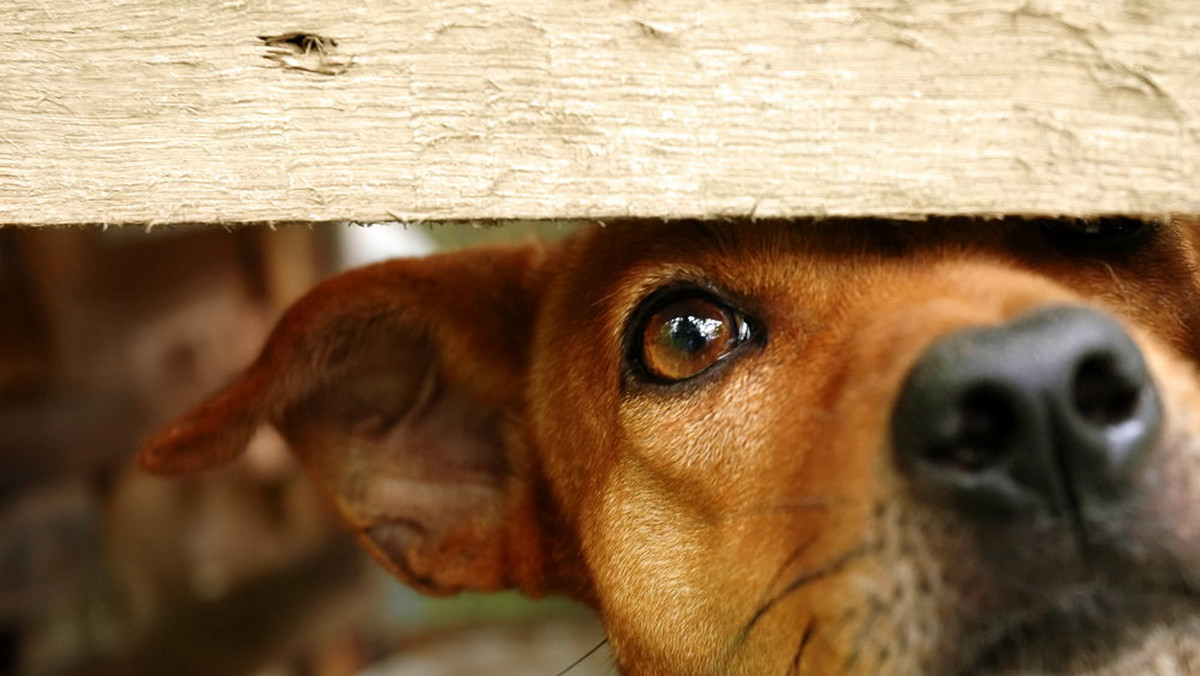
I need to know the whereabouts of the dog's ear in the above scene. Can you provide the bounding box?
[140,243,551,595]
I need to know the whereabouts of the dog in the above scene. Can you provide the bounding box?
[141,220,1200,675]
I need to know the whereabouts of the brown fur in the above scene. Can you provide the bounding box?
[142,221,1200,675]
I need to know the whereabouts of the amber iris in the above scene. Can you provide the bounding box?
[641,296,740,381]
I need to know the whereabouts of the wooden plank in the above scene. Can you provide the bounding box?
[1,0,1197,226]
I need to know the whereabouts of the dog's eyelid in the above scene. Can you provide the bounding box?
[623,284,762,386]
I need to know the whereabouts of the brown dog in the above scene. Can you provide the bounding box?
[141,221,1200,675]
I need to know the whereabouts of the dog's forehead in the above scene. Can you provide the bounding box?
[563,222,1019,287]
[549,224,973,336]
[545,221,1200,358]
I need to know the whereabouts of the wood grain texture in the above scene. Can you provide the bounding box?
[2,0,1198,226]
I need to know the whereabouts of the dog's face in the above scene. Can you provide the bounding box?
[143,221,1200,675]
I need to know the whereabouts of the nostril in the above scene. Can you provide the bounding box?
[1071,354,1140,428]
[923,386,1017,473]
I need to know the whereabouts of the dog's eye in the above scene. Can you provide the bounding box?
[637,295,752,382]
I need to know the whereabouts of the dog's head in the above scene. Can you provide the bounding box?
[143,221,1200,675]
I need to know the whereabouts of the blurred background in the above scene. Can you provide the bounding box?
[0,223,611,676]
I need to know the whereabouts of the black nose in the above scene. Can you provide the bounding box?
[891,306,1161,518]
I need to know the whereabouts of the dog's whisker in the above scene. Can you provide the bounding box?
[720,536,821,667]
[854,597,892,672]
[552,637,610,676]
[787,618,818,675]
[738,543,872,646]
[764,535,820,600]
[841,595,884,675]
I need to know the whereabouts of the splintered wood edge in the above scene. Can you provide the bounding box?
[2,0,1197,227]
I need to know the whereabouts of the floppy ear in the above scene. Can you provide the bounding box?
[140,243,552,596]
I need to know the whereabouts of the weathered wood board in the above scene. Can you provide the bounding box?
[2,0,1197,226]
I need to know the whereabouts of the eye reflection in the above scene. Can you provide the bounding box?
[639,295,747,382]
[663,315,726,353]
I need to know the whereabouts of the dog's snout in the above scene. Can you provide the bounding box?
[891,306,1162,518]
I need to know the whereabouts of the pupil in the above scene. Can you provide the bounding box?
[667,315,723,353]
